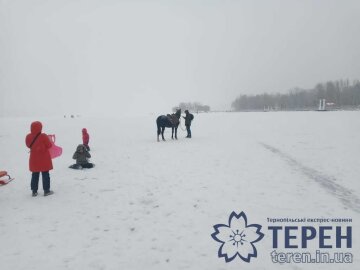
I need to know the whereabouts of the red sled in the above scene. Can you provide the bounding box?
[0,171,14,185]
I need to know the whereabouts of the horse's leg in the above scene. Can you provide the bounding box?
[171,127,174,139]
[175,126,178,140]
[157,126,160,142]
[162,127,165,141]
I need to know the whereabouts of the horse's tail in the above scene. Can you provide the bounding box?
[156,116,161,135]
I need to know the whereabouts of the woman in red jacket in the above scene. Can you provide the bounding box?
[82,128,90,151]
[25,121,54,197]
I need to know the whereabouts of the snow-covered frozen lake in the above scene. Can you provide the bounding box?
[0,111,359,270]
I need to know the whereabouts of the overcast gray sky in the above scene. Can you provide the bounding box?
[1,0,359,116]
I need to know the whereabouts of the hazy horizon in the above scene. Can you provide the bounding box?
[1,0,360,117]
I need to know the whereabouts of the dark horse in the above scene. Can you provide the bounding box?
[156,109,181,142]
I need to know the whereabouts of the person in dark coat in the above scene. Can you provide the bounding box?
[82,128,90,151]
[69,144,94,169]
[25,121,54,197]
[183,110,194,138]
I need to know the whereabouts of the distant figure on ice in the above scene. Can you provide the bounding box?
[82,128,90,151]
[69,144,94,169]
[183,110,194,138]
[25,121,54,197]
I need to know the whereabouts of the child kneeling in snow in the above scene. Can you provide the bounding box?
[69,144,94,169]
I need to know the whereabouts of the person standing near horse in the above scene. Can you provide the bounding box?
[183,110,194,138]
[25,121,54,197]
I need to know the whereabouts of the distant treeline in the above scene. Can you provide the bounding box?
[231,79,360,111]
[173,102,210,112]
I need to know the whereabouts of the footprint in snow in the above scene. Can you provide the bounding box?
[75,177,87,181]
[139,198,155,205]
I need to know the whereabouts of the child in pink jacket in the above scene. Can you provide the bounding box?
[82,128,90,151]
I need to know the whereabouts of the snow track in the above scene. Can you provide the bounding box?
[261,142,360,213]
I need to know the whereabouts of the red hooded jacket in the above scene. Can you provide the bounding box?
[25,121,53,172]
[82,128,89,146]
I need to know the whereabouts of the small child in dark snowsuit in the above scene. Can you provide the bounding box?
[69,144,94,169]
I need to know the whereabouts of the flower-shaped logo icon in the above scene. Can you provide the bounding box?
[211,211,264,263]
